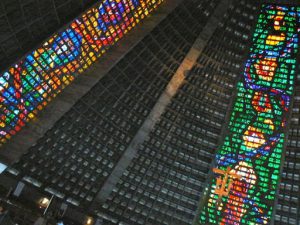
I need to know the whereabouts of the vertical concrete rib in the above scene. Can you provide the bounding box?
[91,0,233,209]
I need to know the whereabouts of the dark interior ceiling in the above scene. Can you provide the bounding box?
[0,0,98,72]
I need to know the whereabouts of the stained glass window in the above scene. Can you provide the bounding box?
[0,0,163,144]
[199,5,299,224]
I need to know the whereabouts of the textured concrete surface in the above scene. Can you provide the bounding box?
[91,0,233,212]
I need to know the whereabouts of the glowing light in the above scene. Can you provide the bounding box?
[254,58,277,81]
[38,197,50,208]
[85,217,94,225]
[252,92,272,112]
[273,12,285,31]
[243,126,266,149]
[264,119,275,130]
[266,34,286,45]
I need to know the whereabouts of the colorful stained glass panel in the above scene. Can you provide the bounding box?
[199,5,299,225]
[0,0,163,144]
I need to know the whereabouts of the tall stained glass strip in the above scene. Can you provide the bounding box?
[199,5,299,224]
[0,0,163,144]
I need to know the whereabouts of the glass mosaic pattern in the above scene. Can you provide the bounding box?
[0,0,163,144]
[199,4,299,224]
